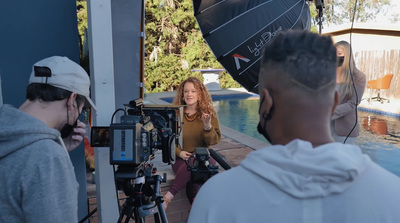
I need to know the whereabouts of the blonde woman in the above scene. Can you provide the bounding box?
[331,41,366,144]
[163,77,221,209]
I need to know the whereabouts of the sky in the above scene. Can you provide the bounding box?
[372,1,400,24]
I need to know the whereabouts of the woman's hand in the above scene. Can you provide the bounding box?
[179,151,192,160]
[201,113,212,130]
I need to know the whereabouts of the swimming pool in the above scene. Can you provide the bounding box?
[162,95,400,177]
[213,96,400,178]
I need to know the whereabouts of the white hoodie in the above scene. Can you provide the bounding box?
[188,139,400,223]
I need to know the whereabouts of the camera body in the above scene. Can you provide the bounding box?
[187,147,219,184]
[109,114,157,165]
[91,98,183,167]
[111,100,183,166]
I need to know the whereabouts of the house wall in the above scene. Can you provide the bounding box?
[0,1,88,221]
[323,24,400,101]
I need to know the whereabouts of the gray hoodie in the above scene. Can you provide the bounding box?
[0,105,78,223]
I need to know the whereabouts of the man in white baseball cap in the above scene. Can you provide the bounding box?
[29,55,96,110]
[0,56,96,222]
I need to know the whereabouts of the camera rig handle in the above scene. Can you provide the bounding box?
[160,128,175,164]
[209,149,231,170]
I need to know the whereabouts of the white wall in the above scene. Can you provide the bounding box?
[323,23,400,52]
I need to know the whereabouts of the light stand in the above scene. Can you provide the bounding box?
[315,0,325,34]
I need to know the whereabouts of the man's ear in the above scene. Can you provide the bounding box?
[67,93,78,109]
[261,88,274,114]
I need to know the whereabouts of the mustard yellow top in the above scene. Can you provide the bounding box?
[175,112,221,157]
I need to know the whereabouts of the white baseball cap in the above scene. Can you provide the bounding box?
[29,56,96,110]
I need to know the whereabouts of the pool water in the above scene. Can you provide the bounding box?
[213,96,400,177]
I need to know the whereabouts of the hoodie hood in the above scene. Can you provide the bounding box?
[241,139,371,199]
[0,105,61,159]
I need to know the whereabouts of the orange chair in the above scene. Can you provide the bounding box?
[367,74,393,103]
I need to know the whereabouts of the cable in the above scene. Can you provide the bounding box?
[139,183,144,207]
[343,0,359,144]
[78,208,97,223]
[111,108,126,125]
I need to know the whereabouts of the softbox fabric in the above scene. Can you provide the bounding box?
[193,0,311,94]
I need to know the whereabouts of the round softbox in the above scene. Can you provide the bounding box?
[193,0,311,94]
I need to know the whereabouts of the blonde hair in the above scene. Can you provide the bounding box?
[335,41,356,99]
[172,77,215,115]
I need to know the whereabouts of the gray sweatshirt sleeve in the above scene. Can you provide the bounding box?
[21,142,79,223]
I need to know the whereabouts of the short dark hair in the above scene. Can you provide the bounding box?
[26,83,86,107]
[260,30,337,91]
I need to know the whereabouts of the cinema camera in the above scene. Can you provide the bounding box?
[91,98,183,167]
[91,98,183,223]
[186,147,219,185]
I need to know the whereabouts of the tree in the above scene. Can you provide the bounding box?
[144,0,240,93]
[77,0,88,58]
[320,0,391,26]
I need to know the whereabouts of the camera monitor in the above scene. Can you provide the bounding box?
[91,126,110,147]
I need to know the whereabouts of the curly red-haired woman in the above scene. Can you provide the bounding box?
[163,77,221,209]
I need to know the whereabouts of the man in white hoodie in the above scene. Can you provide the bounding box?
[0,56,96,222]
[188,30,400,223]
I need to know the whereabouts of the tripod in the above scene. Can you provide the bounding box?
[115,165,168,223]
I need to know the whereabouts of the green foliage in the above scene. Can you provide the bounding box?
[145,52,201,93]
[76,0,88,54]
[219,72,242,89]
[144,0,239,93]
[308,3,319,33]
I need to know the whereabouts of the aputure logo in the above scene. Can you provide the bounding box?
[233,54,250,70]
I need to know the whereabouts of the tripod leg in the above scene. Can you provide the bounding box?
[153,212,161,223]
[117,214,124,223]
[152,175,168,223]
[117,204,128,223]
[117,197,136,223]
[133,207,147,223]
[124,215,131,223]
[157,201,168,223]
